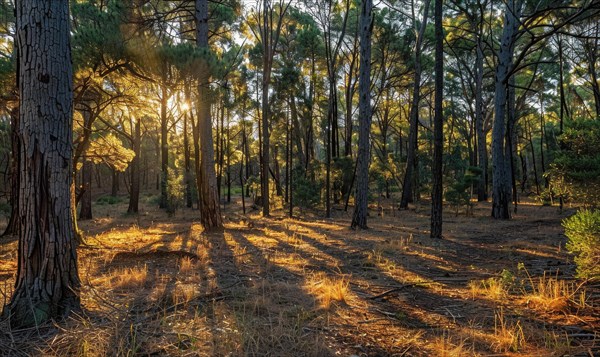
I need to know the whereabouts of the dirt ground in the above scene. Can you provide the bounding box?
[0,196,598,356]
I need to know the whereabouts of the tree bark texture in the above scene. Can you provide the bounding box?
[4,0,81,328]
[430,0,444,238]
[351,0,373,229]
[196,0,223,229]
[491,0,521,219]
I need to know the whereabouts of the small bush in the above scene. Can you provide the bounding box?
[563,209,600,280]
[96,195,123,205]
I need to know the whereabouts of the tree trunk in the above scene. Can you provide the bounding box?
[491,0,521,219]
[399,0,430,209]
[3,0,80,327]
[3,107,20,236]
[475,37,487,202]
[111,169,119,197]
[184,107,193,208]
[430,0,443,238]
[159,80,169,209]
[344,36,358,157]
[351,0,373,229]
[79,159,93,220]
[128,118,141,214]
[196,0,222,229]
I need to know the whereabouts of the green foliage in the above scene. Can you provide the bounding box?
[563,210,600,280]
[548,118,600,206]
[332,156,354,200]
[87,134,135,172]
[445,166,481,214]
[96,195,123,205]
[292,165,321,209]
[166,169,184,215]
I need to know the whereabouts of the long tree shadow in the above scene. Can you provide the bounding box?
[202,226,336,356]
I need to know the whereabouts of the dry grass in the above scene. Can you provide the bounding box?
[431,331,478,357]
[112,264,148,290]
[0,199,599,356]
[492,308,526,353]
[468,277,508,300]
[522,273,587,312]
[177,256,196,274]
[305,272,350,309]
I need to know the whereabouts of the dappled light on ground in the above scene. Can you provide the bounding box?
[0,199,599,356]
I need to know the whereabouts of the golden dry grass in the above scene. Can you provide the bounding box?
[0,197,598,356]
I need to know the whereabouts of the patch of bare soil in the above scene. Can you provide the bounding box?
[0,197,598,356]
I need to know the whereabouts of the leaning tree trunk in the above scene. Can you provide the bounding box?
[351,0,373,229]
[196,0,223,229]
[3,0,80,328]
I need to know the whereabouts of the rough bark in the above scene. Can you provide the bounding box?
[196,0,223,229]
[3,107,20,236]
[430,0,443,238]
[3,0,80,327]
[351,0,373,230]
[491,0,521,219]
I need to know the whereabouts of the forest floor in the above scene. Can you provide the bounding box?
[0,195,599,356]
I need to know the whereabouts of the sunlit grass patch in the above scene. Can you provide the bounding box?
[492,308,526,353]
[431,331,478,357]
[305,272,350,309]
[178,256,196,274]
[522,274,586,312]
[112,265,148,290]
[468,277,508,300]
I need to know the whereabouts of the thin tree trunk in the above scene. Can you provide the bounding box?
[79,160,93,220]
[351,0,373,229]
[491,0,522,219]
[400,0,430,209]
[430,0,443,238]
[184,107,193,208]
[127,118,141,213]
[475,36,487,201]
[159,79,169,209]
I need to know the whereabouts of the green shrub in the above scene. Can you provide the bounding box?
[562,209,600,280]
[96,195,123,205]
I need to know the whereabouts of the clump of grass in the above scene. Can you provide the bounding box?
[178,256,196,274]
[468,277,507,300]
[431,331,478,357]
[172,283,197,306]
[518,264,587,312]
[305,273,350,309]
[492,308,526,353]
[377,234,413,253]
[365,248,397,271]
[113,265,148,290]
